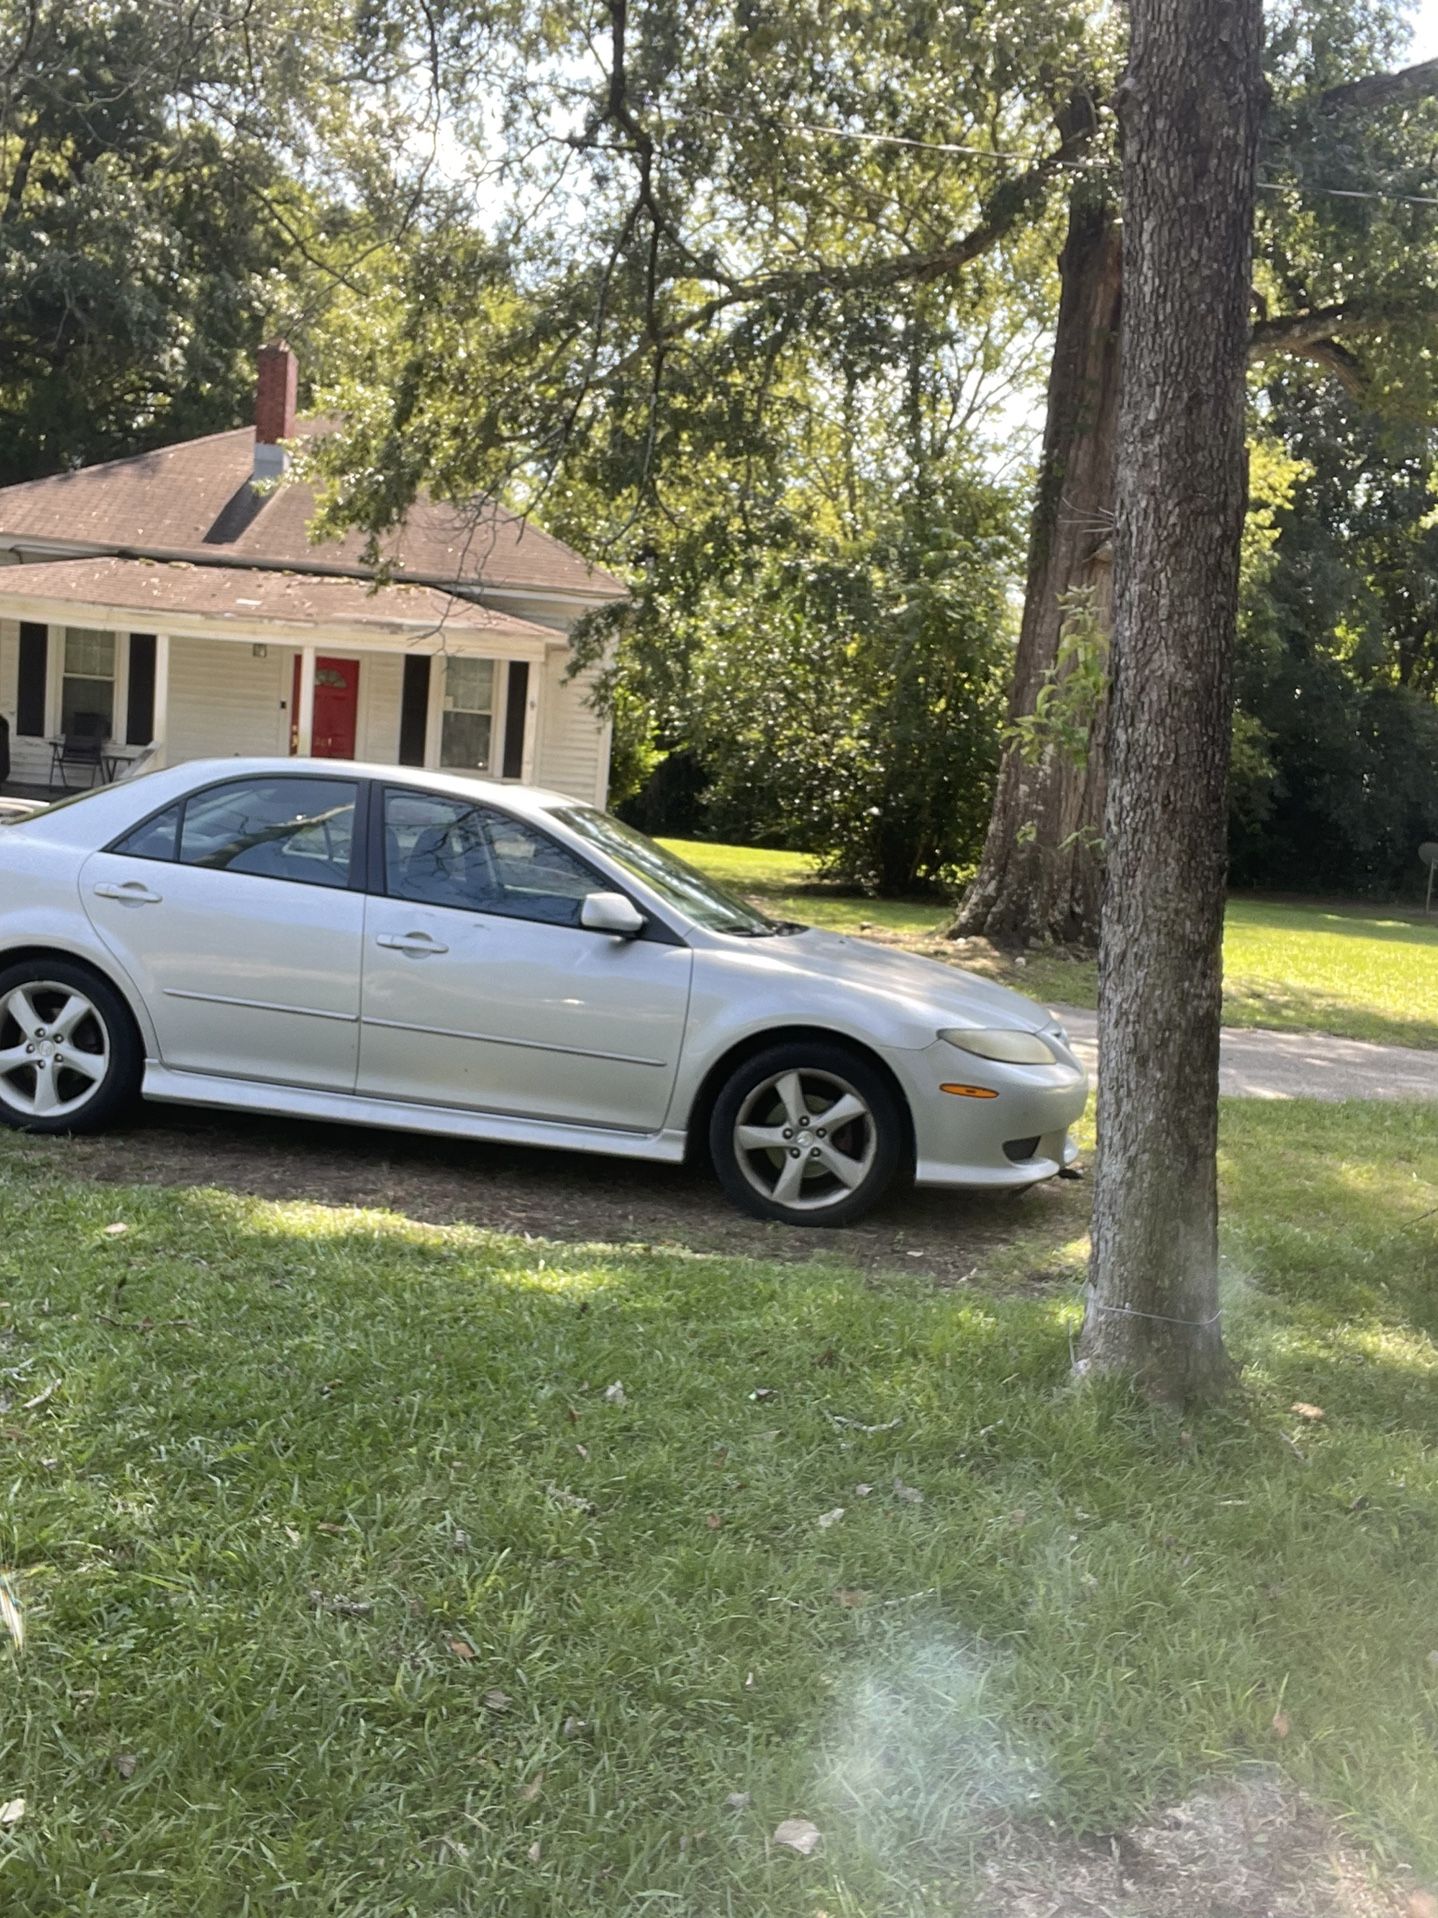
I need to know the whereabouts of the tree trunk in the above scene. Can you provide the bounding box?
[952,188,1121,947]
[1076,0,1264,1404]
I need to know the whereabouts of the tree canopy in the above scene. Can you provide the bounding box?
[1,0,1434,907]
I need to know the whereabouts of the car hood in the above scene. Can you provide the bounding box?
[735,926,1057,1032]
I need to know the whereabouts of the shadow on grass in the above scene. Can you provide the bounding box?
[0,1100,1081,1293]
[1219,984,1438,1052]
[1230,895,1438,947]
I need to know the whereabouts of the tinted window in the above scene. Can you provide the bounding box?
[178,778,357,888]
[113,803,181,861]
[383,792,596,926]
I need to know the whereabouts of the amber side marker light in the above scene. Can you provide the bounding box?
[939,1083,999,1099]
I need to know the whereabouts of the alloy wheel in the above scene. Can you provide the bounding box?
[0,980,111,1120]
[732,1066,878,1214]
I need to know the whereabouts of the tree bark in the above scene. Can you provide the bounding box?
[953,187,1121,946]
[1076,0,1264,1404]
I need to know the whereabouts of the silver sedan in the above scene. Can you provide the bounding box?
[0,760,1087,1225]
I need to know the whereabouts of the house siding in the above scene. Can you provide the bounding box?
[538,650,609,806]
[167,637,289,761]
[356,650,403,763]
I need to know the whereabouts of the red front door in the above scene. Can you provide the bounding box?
[292,655,361,759]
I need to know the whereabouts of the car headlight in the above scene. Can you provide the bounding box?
[939,1027,1057,1065]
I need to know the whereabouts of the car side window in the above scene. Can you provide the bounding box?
[382,791,598,927]
[175,777,357,888]
[112,803,182,861]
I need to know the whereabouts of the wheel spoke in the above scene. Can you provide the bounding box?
[815,1140,867,1189]
[49,995,92,1043]
[817,1092,867,1132]
[59,1048,105,1084]
[29,1065,61,1115]
[773,1072,806,1128]
[0,1045,32,1075]
[771,1153,807,1204]
[736,1122,788,1153]
[3,987,41,1037]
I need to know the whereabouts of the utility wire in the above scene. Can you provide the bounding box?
[756,113,1438,209]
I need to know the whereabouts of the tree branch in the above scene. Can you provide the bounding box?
[1248,295,1434,392]
[1318,56,1438,116]
[1248,296,1427,355]
[591,143,1073,390]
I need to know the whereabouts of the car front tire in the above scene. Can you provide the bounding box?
[0,960,142,1135]
[709,1040,905,1226]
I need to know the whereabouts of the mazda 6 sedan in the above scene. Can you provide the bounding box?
[0,760,1087,1225]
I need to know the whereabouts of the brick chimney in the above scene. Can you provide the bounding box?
[253,341,297,482]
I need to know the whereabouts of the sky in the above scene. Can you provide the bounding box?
[1408,0,1438,57]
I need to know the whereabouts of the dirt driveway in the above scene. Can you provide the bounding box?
[23,1104,1084,1287]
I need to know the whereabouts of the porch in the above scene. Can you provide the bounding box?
[0,557,610,806]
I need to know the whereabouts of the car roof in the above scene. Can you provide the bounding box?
[168,759,578,815]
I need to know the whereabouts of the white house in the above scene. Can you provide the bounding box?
[0,345,626,801]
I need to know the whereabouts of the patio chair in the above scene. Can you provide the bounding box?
[49,715,107,790]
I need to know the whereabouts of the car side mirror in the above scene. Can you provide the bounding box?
[580,890,646,938]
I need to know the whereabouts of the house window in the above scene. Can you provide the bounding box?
[440,658,496,771]
[61,628,117,740]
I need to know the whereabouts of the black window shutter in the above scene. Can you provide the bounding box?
[16,623,47,736]
[126,634,157,744]
[502,662,529,779]
[398,655,431,766]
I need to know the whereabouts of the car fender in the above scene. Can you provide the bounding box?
[665,946,942,1131]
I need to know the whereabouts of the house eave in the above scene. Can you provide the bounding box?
[0,533,629,613]
[0,587,564,658]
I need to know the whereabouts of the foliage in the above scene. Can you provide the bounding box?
[1004,585,1109,772]
[311,0,1094,541]
[679,472,1016,894]
[0,0,414,480]
[1234,376,1438,897]
[301,0,1438,919]
[303,0,1082,895]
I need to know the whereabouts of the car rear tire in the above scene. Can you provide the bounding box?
[0,960,141,1135]
[709,1040,904,1226]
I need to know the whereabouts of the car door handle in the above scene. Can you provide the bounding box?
[375,932,450,956]
[93,880,163,905]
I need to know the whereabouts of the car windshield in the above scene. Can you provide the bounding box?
[550,807,794,936]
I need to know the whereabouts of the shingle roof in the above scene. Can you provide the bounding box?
[0,421,627,602]
[0,556,563,644]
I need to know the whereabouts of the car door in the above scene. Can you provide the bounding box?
[81,772,365,1091]
[357,788,693,1132]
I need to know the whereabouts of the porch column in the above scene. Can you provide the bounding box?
[151,633,170,769]
[520,659,540,784]
[294,645,316,756]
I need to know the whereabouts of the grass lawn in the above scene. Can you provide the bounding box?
[665,838,1438,1050]
[1,1100,1436,1912]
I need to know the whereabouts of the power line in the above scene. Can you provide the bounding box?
[753,113,1438,210]
[1259,178,1438,208]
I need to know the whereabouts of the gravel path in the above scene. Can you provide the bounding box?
[1055,1007,1438,1101]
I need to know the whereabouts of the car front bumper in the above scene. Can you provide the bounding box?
[893,1038,1090,1190]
